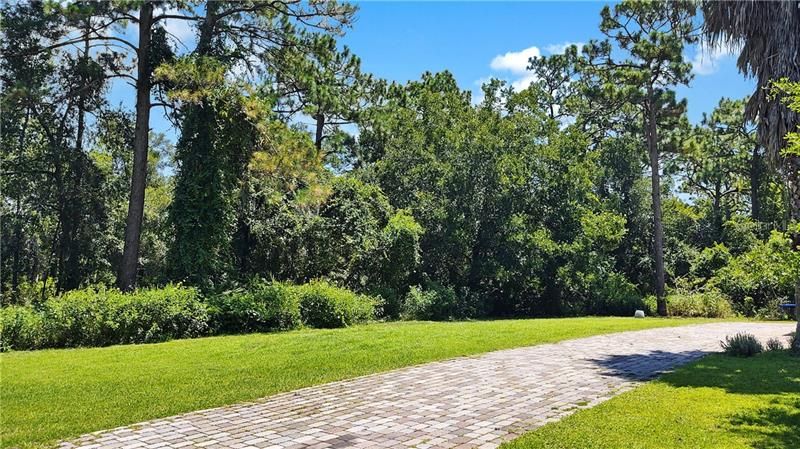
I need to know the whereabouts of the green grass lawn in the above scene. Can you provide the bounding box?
[502,351,800,449]
[0,317,714,448]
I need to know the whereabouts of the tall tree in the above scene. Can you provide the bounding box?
[1,2,122,296]
[671,101,754,244]
[165,1,355,286]
[274,35,369,153]
[703,1,800,349]
[585,0,697,315]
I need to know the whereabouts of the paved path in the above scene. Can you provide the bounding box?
[61,322,793,449]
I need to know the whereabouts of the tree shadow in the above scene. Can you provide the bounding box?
[586,349,711,381]
[727,397,800,449]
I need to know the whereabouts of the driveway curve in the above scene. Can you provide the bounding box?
[60,322,793,449]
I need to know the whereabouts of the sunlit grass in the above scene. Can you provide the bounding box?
[503,351,800,449]
[0,317,714,448]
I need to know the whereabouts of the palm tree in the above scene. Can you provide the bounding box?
[702,1,800,349]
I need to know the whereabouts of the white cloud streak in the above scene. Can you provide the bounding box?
[490,45,541,74]
[691,41,736,76]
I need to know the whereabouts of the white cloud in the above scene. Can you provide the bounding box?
[511,73,538,91]
[490,46,541,74]
[691,41,736,76]
[545,41,584,55]
[485,42,584,93]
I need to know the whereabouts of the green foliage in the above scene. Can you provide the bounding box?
[710,231,799,315]
[765,337,784,352]
[210,279,377,332]
[166,57,272,288]
[0,285,209,351]
[0,305,43,351]
[295,281,377,328]
[643,290,734,318]
[209,280,302,334]
[721,332,764,357]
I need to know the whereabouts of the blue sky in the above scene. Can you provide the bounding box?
[132,1,756,142]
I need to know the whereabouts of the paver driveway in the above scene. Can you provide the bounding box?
[60,322,793,449]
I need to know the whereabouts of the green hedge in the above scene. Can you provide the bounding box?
[209,280,302,333]
[295,281,377,328]
[643,290,734,318]
[0,285,209,351]
[210,280,376,333]
[1,280,379,351]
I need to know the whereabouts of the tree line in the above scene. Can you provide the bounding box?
[1,1,798,328]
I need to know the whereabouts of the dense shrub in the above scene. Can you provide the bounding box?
[0,285,209,351]
[588,273,643,316]
[721,332,763,357]
[709,231,798,316]
[209,280,301,333]
[765,337,784,352]
[296,281,377,328]
[0,306,43,351]
[400,282,480,321]
[643,290,734,318]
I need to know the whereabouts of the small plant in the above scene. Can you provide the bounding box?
[721,332,763,357]
[790,332,799,355]
[765,337,784,352]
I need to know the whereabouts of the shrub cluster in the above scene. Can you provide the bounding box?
[721,332,763,357]
[295,281,377,328]
[211,279,376,332]
[401,282,484,321]
[1,280,378,351]
[642,290,734,318]
[209,280,301,333]
[0,285,209,351]
[709,232,798,316]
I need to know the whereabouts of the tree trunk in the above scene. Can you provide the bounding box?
[750,146,762,222]
[786,154,800,351]
[314,112,325,150]
[59,24,90,293]
[118,2,152,291]
[647,92,667,316]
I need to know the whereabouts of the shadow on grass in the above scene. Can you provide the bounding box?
[587,349,711,381]
[592,350,800,448]
[727,397,800,449]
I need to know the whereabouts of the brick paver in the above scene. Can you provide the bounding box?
[60,322,793,449]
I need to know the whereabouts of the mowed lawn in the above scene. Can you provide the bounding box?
[1,317,714,448]
[503,351,800,449]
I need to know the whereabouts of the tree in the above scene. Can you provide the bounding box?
[584,0,697,315]
[671,100,753,244]
[273,34,370,153]
[165,1,355,286]
[703,1,800,349]
[1,2,119,296]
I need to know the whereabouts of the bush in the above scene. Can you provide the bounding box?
[209,280,301,333]
[667,290,734,318]
[295,281,376,328]
[765,337,784,352]
[0,306,44,351]
[643,290,734,318]
[791,332,799,354]
[709,231,798,316]
[0,285,209,351]
[401,282,473,321]
[721,333,763,357]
